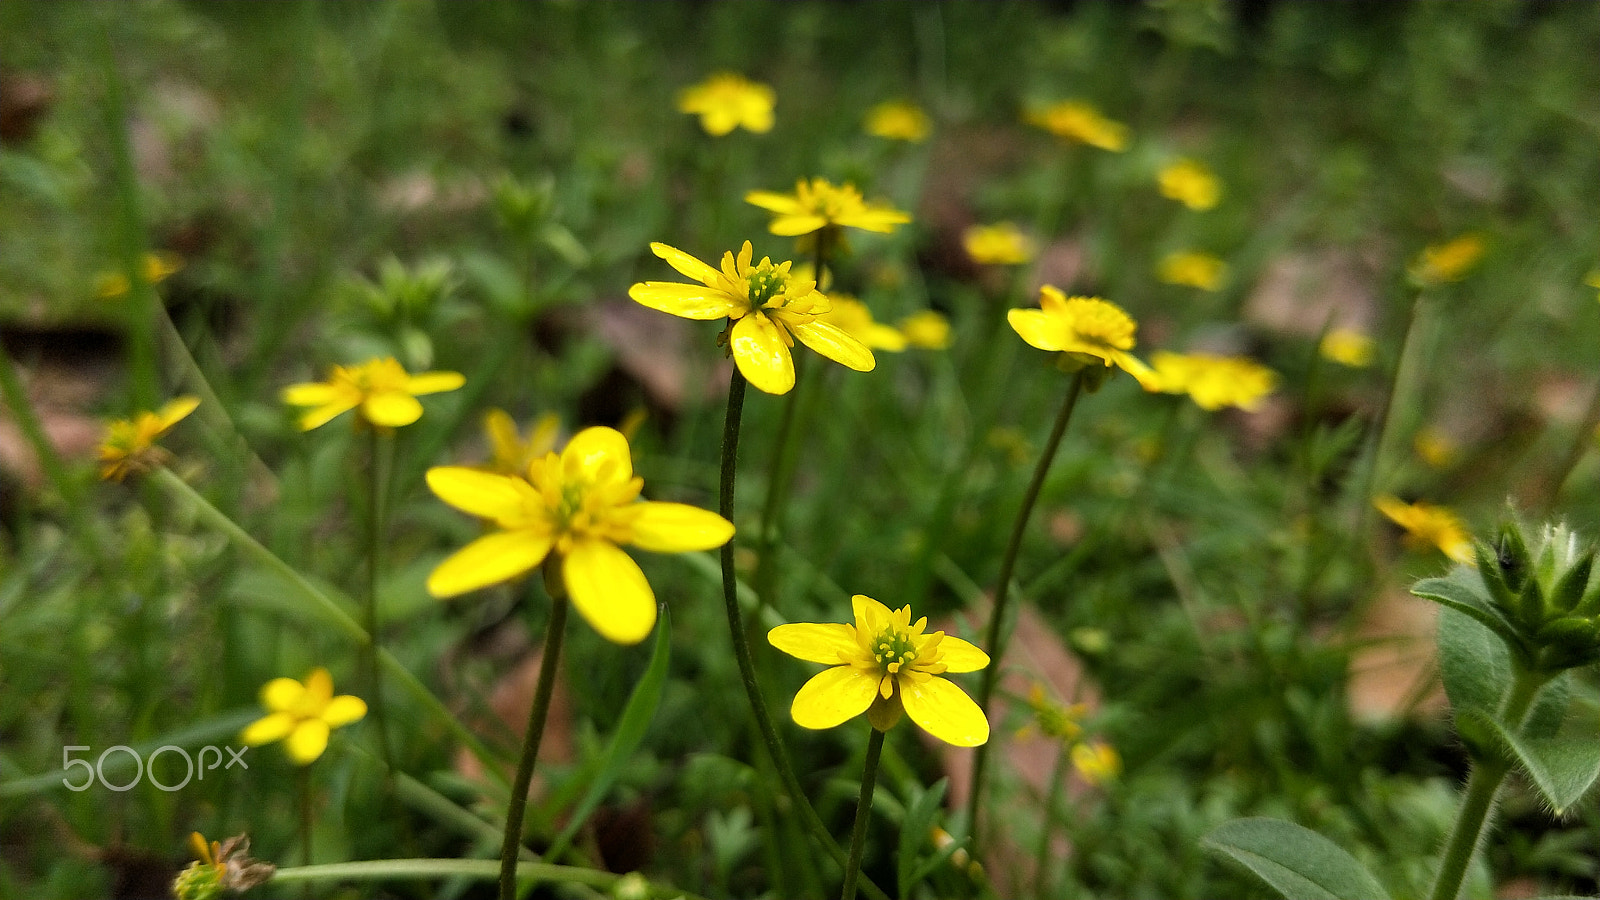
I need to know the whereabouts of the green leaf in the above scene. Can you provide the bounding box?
[1412,573,1521,650]
[897,778,950,897]
[1479,704,1600,814]
[1523,673,1571,741]
[1437,606,1511,718]
[1203,818,1390,900]
[542,605,673,862]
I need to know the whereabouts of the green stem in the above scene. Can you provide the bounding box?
[1032,746,1071,900]
[966,370,1087,848]
[753,353,810,617]
[841,728,886,900]
[0,350,101,562]
[1543,376,1600,513]
[298,765,314,871]
[1352,289,1430,539]
[499,562,569,900]
[364,428,395,774]
[271,858,712,898]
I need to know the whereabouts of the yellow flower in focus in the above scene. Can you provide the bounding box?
[1319,328,1375,368]
[898,310,952,350]
[1157,251,1228,291]
[95,251,184,299]
[746,177,912,237]
[481,409,561,476]
[240,668,366,765]
[1410,234,1485,286]
[426,426,734,644]
[1414,427,1458,469]
[818,296,908,352]
[864,99,931,142]
[769,595,990,746]
[1071,741,1121,786]
[1026,100,1129,152]
[1157,158,1222,211]
[1375,496,1474,564]
[628,241,875,395]
[1147,351,1277,412]
[1007,287,1158,386]
[281,357,464,431]
[677,72,774,136]
[963,222,1035,266]
[98,396,200,481]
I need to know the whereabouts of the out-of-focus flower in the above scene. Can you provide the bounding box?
[1147,351,1277,412]
[931,826,984,878]
[1375,496,1474,563]
[281,357,464,431]
[1319,328,1375,368]
[480,409,560,476]
[1008,287,1158,387]
[963,222,1035,267]
[98,396,200,481]
[677,72,774,136]
[1157,251,1228,291]
[172,833,273,900]
[864,99,931,142]
[1020,683,1087,743]
[1157,158,1221,211]
[95,251,183,299]
[1414,427,1458,469]
[240,668,366,765]
[1026,100,1128,152]
[818,296,907,352]
[1585,270,1600,301]
[1071,741,1121,786]
[746,177,912,237]
[898,310,952,350]
[1410,234,1485,286]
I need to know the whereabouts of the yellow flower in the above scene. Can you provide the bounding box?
[898,310,952,350]
[1319,328,1375,368]
[1022,683,1087,743]
[962,222,1035,266]
[1147,351,1277,412]
[426,426,733,644]
[1410,234,1485,286]
[818,296,908,352]
[745,177,912,237]
[481,409,561,476]
[1157,251,1228,291]
[1071,741,1121,786]
[1026,100,1129,152]
[95,251,183,299]
[677,72,774,136]
[1007,287,1158,386]
[768,595,990,746]
[628,241,875,395]
[864,99,931,142]
[1414,427,1458,469]
[240,668,366,765]
[1375,496,1474,564]
[97,396,200,481]
[281,357,465,431]
[1157,158,1222,211]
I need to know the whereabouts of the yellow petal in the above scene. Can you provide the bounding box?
[743,191,803,215]
[156,396,201,429]
[768,623,861,665]
[563,539,657,645]
[901,676,989,746]
[260,676,306,712]
[427,530,552,598]
[789,665,880,730]
[485,409,521,464]
[768,214,832,237]
[1007,308,1063,351]
[426,466,528,522]
[286,720,331,765]
[628,502,735,552]
[362,391,424,427]
[935,635,989,673]
[851,594,894,634]
[281,383,340,407]
[562,426,634,487]
[629,282,740,320]
[730,313,796,395]
[406,371,466,395]
[650,242,722,285]
[322,695,368,728]
[298,400,358,431]
[240,712,295,746]
[303,667,334,707]
[788,320,876,372]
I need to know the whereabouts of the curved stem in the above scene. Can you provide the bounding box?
[499,562,569,900]
[364,428,395,775]
[841,728,886,900]
[966,370,1086,848]
[1351,289,1429,539]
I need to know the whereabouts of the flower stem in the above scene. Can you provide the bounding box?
[1032,746,1072,900]
[966,369,1087,847]
[364,428,395,776]
[298,765,314,898]
[1351,289,1430,540]
[842,728,886,900]
[499,562,569,900]
[271,858,713,898]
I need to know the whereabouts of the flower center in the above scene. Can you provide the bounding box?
[872,627,918,674]
[747,264,788,307]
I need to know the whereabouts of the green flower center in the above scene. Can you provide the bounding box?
[747,265,787,307]
[872,628,918,673]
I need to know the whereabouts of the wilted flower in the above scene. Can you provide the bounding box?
[1319,328,1375,368]
[172,833,273,900]
[677,72,774,136]
[1157,158,1222,211]
[1157,251,1228,291]
[1375,496,1473,563]
[864,99,931,142]
[963,222,1035,267]
[1410,234,1485,286]
[97,396,200,481]
[1026,100,1128,152]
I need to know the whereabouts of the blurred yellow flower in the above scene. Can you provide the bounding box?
[864,99,931,142]
[1071,741,1121,786]
[629,241,875,395]
[1410,234,1485,286]
[769,594,990,746]
[281,357,464,431]
[1008,287,1158,386]
[1414,427,1458,469]
[95,251,183,299]
[1585,270,1600,300]
[1375,496,1473,564]
[1021,683,1087,743]
[1147,351,1277,412]
[240,668,366,765]
[818,296,907,352]
[1319,328,1375,368]
[677,72,774,136]
[426,426,733,644]
[898,310,952,350]
[1157,251,1228,291]
[98,396,200,481]
[1157,158,1222,211]
[1026,100,1128,152]
[481,409,560,476]
[962,222,1035,266]
[745,177,912,237]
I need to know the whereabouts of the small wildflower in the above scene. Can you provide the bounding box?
[931,826,984,878]
[481,409,561,476]
[1021,683,1087,743]
[1157,158,1222,211]
[1319,328,1375,368]
[769,594,990,746]
[963,222,1035,267]
[1410,234,1485,286]
[1375,496,1474,564]
[1026,100,1129,152]
[95,251,183,300]
[427,426,734,644]
[898,310,952,350]
[1071,741,1121,786]
[172,833,274,900]
[864,99,931,142]
[1414,427,1458,469]
[677,72,774,136]
[281,357,465,431]
[818,296,908,352]
[745,177,912,238]
[1157,250,1228,292]
[1147,351,1277,412]
[1007,287,1158,387]
[97,396,200,481]
[240,668,366,765]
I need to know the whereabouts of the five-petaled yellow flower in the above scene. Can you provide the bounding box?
[963,222,1036,267]
[1026,100,1128,152]
[95,251,184,299]
[864,100,931,142]
[480,408,560,476]
[898,310,953,350]
[282,357,465,431]
[1157,251,1228,292]
[98,396,200,481]
[1007,287,1157,386]
[629,241,875,395]
[745,177,912,237]
[1410,234,1485,286]
[1375,496,1474,564]
[769,595,990,746]
[1157,159,1222,211]
[819,296,908,352]
[677,72,774,136]
[1147,351,1277,412]
[426,426,733,644]
[1319,328,1375,368]
[240,668,366,765]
